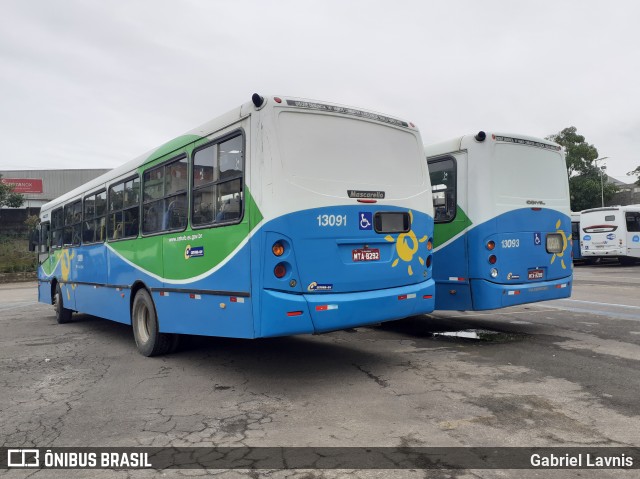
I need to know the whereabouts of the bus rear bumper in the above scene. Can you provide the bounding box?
[260,279,436,337]
[470,276,572,310]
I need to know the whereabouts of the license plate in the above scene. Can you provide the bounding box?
[528,269,544,280]
[546,233,563,253]
[352,248,380,262]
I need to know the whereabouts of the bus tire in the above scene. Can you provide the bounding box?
[131,289,177,357]
[54,283,73,324]
[619,256,636,266]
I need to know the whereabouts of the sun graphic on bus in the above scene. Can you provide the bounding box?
[549,219,569,270]
[385,210,430,276]
[59,249,76,300]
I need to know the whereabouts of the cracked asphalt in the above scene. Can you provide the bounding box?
[1,263,639,479]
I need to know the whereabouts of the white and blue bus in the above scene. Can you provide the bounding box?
[34,94,436,355]
[580,205,640,265]
[425,132,572,311]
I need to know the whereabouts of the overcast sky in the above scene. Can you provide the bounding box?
[1,0,639,181]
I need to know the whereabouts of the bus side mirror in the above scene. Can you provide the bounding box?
[28,228,38,252]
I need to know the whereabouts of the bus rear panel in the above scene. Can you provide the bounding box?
[427,132,572,311]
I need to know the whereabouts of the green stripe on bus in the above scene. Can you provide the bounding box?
[433,206,472,249]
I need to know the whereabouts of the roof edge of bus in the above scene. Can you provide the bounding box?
[581,204,640,214]
[424,132,561,157]
[270,95,418,131]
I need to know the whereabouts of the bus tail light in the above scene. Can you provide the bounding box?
[488,255,497,265]
[274,263,287,278]
[427,240,433,251]
[487,241,495,250]
[426,255,432,268]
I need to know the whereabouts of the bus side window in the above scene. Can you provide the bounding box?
[109,178,140,240]
[51,207,64,249]
[143,157,186,234]
[192,133,244,227]
[428,157,457,223]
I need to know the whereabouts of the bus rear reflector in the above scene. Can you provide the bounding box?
[555,283,568,289]
[357,199,377,203]
[507,290,520,296]
[316,304,338,311]
[398,293,416,300]
[423,295,433,299]
[287,311,303,317]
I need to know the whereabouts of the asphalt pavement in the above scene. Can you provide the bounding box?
[1,264,639,478]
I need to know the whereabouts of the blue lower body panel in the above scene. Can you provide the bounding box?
[305,279,435,333]
[434,281,473,311]
[470,276,572,310]
[259,279,436,337]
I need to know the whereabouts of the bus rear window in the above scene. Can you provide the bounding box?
[492,144,568,206]
[277,112,424,187]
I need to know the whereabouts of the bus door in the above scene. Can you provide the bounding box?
[571,219,582,261]
[429,153,472,310]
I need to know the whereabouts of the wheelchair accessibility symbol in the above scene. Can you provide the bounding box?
[359,212,373,230]
[534,232,542,246]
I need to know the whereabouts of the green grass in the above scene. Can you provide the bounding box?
[0,235,37,273]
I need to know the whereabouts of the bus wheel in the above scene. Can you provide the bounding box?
[619,256,637,266]
[131,289,177,357]
[54,283,73,324]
